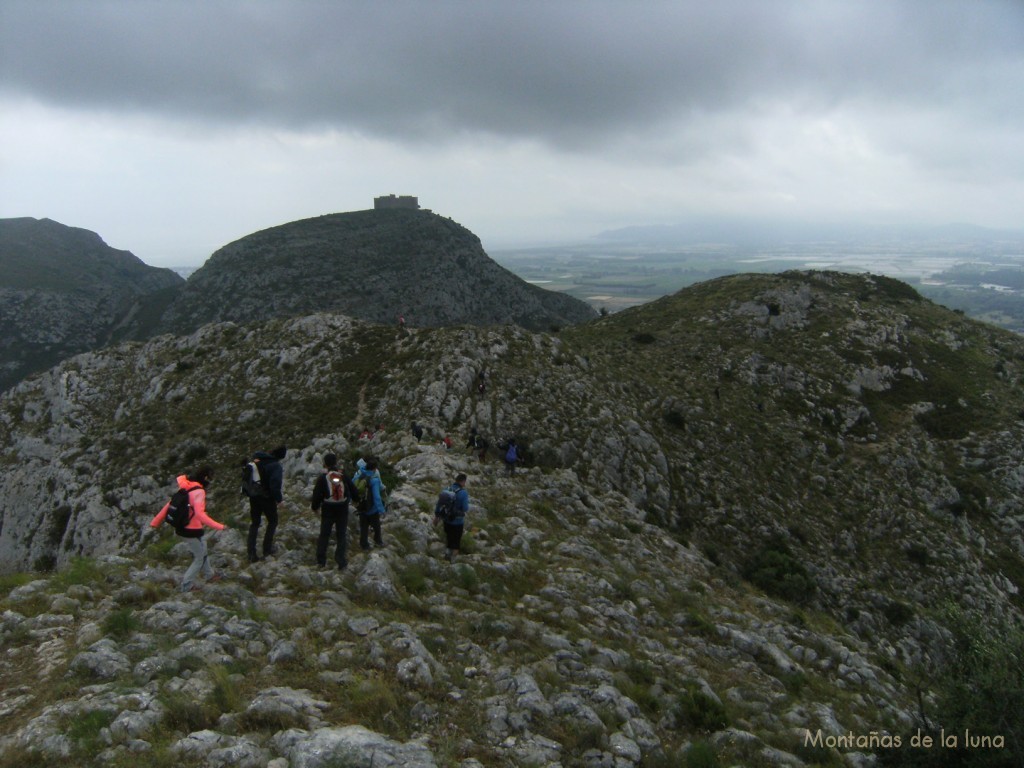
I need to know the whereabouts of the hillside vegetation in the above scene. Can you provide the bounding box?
[1,270,1022,766]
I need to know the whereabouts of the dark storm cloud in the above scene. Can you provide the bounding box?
[1,0,1021,147]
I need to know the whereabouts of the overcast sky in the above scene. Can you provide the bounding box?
[1,0,1022,267]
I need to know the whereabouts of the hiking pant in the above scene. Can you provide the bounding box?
[317,504,349,568]
[181,535,212,591]
[359,513,383,550]
[443,522,465,552]
[248,496,278,557]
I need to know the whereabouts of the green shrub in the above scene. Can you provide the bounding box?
[0,745,51,768]
[65,708,116,752]
[685,740,720,768]
[879,608,1024,767]
[398,562,428,595]
[101,607,139,639]
[339,673,403,733]
[915,403,971,440]
[454,564,479,591]
[905,544,931,567]
[0,571,33,597]
[160,690,219,733]
[882,600,914,627]
[664,410,687,429]
[208,665,243,714]
[675,683,728,733]
[52,557,104,588]
[741,537,816,604]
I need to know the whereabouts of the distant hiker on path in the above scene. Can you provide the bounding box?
[150,466,226,592]
[246,445,287,562]
[434,473,470,563]
[467,427,487,462]
[310,453,357,570]
[411,421,424,441]
[352,458,385,550]
[504,439,519,476]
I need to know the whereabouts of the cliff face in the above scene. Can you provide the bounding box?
[157,209,597,335]
[0,271,1022,765]
[0,218,184,392]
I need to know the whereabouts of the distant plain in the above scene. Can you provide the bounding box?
[492,235,1024,332]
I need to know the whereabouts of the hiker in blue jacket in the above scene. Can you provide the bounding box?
[353,458,385,550]
[437,473,470,563]
[503,439,519,476]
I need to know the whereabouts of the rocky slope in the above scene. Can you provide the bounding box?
[156,209,597,335]
[0,270,1022,766]
[0,450,919,768]
[0,218,184,393]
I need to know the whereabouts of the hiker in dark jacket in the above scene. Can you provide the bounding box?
[247,445,286,562]
[310,453,357,570]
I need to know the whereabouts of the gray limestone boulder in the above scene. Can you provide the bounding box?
[273,725,438,768]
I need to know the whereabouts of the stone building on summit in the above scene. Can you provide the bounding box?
[374,194,419,210]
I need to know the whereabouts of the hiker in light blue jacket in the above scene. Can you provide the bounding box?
[353,458,385,550]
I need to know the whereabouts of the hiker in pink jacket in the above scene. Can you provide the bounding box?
[151,466,227,592]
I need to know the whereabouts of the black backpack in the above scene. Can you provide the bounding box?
[241,459,268,498]
[434,484,459,522]
[165,487,193,532]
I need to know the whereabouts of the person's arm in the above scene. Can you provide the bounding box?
[191,488,226,531]
[311,475,325,511]
[150,501,170,528]
[270,463,285,503]
[371,477,384,513]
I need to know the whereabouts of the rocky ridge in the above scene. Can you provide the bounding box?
[2,444,912,767]
[1,270,1023,765]
[0,217,184,392]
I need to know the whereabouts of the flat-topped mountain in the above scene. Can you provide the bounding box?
[157,209,597,335]
[0,217,184,392]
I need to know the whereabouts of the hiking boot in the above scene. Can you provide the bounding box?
[248,553,262,563]
[208,574,222,584]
